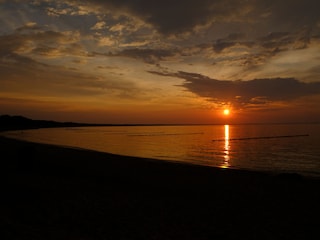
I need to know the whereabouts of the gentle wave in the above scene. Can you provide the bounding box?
[212,134,309,141]
[128,132,204,137]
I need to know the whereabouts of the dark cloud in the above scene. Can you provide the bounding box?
[212,33,251,53]
[65,0,254,35]
[259,28,311,50]
[111,48,177,64]
[81,0,214,35]
[210,27,315,71]
[259,0,320,30]
[149,70,320,107]
[63,0,320,36]
[15,22,42,32]
[97,27,313,67]
[92,48,177,64]
[213,27,311,53]
[3,0,320,37]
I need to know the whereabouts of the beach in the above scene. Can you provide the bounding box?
[2,135,319,240]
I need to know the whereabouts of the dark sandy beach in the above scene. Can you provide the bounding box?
[1,135,319,239]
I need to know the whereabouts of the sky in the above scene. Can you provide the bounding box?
[1,0,320,124]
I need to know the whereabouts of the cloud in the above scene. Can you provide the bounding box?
[58,0,255,36]
[212,28,311,56]
[260,0,320,28]
[0,22,84,58]
[103,48,178,64]
[32,43,86,58]
[0,23,143,99]
[149,70,320,108]
[44,2,97,16]
[258,28,311,51]
[0,52,139,98]
[98,36,116,47]
[68,0,211,35]
[3,1,320,37]
[15,21,40,31]
[205,27,319,81]
[56,0,320,37]
[91,21,107,30]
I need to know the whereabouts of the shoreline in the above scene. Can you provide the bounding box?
[2,134,316,180]
[2,135,320,239]
[2,132,318,179]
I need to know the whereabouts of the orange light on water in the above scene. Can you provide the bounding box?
[221,124,230,168]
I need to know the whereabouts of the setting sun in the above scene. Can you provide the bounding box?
[223,109,230,115]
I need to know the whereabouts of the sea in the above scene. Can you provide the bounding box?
[2,124,320,177]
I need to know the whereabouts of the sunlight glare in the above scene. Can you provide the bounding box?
[221,124,230,168]
[223,109,230,115]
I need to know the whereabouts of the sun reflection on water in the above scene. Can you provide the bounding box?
[222,124,230,168]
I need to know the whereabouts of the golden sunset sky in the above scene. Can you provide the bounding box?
[1,0,320,124]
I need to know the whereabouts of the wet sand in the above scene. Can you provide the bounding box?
[2,135,319,239]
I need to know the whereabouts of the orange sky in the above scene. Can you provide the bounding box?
[1,1,320,124]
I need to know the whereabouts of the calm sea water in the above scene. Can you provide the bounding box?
[2,124,320,177]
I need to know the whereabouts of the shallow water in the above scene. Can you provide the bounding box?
[3,124,320,177]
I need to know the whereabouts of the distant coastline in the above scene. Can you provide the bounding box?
[0,115,212,132]
[0,114,134,132]
[1,114,319,133]
[0,115,90,132]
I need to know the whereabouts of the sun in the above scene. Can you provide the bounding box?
[223,109,230,115]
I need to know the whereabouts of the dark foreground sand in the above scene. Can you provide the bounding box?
[1,136,319,240]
